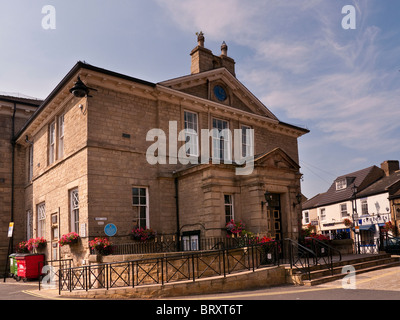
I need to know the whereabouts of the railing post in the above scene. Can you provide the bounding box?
[106,264,109,290]
[192,254,195,282]
[85,266,88,291]
[251,244,255,272]
[222,249,226,278]
[131,261,134,288]
[276,241,280,266]
[161,258,164,286]
[58,269,61,295]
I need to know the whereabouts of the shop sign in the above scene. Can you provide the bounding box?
[359,213,390,225]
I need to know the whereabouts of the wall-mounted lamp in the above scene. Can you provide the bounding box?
[25,135,34,145]
[69,76,97,98]
[261,190,272,208]
[293,193,302,208]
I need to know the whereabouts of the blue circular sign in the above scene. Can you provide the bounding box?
[104,223,117,237]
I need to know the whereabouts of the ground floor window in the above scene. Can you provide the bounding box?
[322,228,351,240]
[37,203,46,238]
[70,188,79,233]
[182,231,200,251]
[26,210,32,240]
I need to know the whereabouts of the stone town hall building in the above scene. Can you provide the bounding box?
[0,34,308,269]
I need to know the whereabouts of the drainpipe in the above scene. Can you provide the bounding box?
[3,103,16,281]
[10,103,17,248]
[175,177,180,251]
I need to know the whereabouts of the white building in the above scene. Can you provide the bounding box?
[302,161,400,243]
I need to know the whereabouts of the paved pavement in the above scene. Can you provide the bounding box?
[172,266,400,300]
[1,265,400,300]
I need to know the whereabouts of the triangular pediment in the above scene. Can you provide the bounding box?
[158,68,278,120]
[254,148,300,171]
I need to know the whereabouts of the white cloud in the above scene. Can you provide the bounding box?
[157,0,400,189]
[156,0,260,41]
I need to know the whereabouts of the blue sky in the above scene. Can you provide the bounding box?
[1,1,399,198]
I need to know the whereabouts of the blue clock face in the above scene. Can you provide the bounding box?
[213,85,227,101]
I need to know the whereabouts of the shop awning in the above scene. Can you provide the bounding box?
[358,224,375,232]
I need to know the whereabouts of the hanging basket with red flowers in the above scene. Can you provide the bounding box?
[383,221,395,233]
[89,237,113,256]
[59,232,80,247]
[131,227,156,242]
[16,241,30,253]
[26,237,47,252]
[225,220,246,237]
[343,218,353,227]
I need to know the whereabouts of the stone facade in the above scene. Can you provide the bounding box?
[0,95,41,273]
[5,36,308,267]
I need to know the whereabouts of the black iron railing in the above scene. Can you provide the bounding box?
[43,237,346,294]
[284,239,315,281]
[304,237,342,276]
[58,241,281,294]
[108,236,253,255]
[38,259,73,291]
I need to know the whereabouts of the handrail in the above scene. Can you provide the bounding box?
[305,237,342,276]
[305,237,342,261]
[286,238,316,257]
[284,238,315,281]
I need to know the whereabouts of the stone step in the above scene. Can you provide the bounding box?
[306,253,392,272]
[308,256,398,280]
[302,257,400,286]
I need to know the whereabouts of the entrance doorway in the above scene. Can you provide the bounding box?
[268,194,282,240]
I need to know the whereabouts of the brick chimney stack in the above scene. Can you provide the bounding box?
[381,160,400,176]
[190,32,236,76]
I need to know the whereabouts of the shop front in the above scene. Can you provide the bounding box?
[356,213,392,253]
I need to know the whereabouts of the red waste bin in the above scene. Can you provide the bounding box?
[16,254,45,282]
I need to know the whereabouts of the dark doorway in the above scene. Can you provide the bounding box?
[268,194,282,240]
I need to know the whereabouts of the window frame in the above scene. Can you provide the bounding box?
[37,203,46,238]
[212,117,231,162]
[49,121,56,165]
[361,199,368,215]
[58,113,65,159]
[320,208,326,221]
[224,194,234,224]
[241,125,254,159]
[183,110,199,157]
[28,144,34,181]
[303,211,310,224]
[340,203,349,218]
[132,187,149,229]
[27,210,33,240]
[70,188,79,233]
[336,179,347,191]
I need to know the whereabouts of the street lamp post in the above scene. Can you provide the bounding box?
[352,184,360,254]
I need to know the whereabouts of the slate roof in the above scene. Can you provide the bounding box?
[0,94,43,106]
[302,165,385,210]
[357,170,400,199]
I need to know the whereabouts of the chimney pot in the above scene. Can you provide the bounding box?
[221,41,228,56]
[196,31,205,47]
[381,160,400,176]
